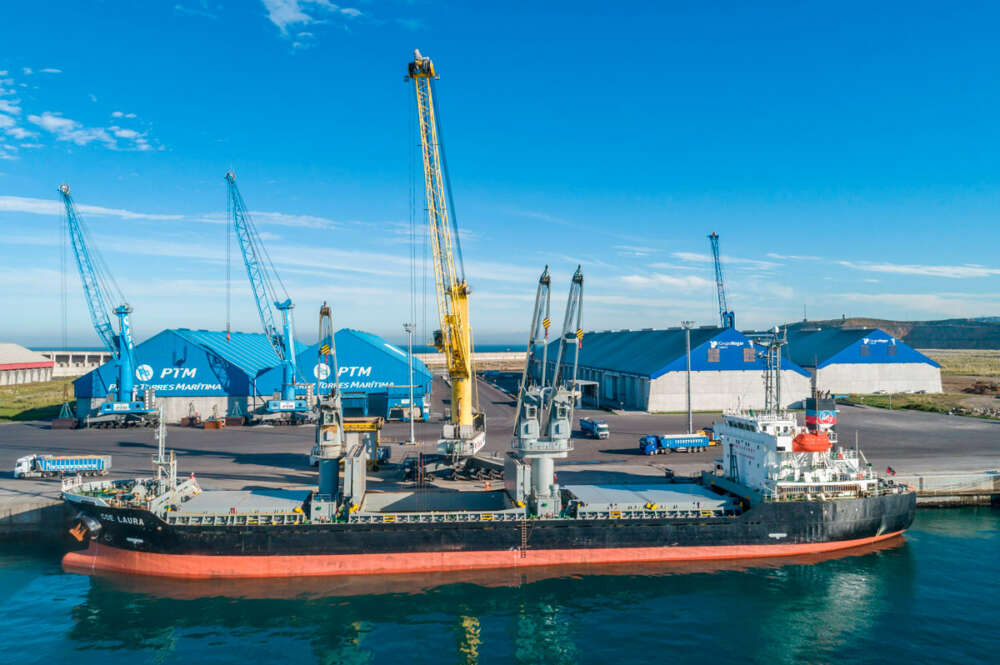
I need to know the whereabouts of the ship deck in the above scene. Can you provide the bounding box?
[565,483,736,512]
[180,489,311,514]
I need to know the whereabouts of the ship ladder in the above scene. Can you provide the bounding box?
[519,519,529,558]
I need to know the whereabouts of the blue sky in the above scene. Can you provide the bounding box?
[2,1,999,348]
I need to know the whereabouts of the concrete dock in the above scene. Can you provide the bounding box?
[2,377,997,539]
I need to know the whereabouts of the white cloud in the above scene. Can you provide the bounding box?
[621,273,714,289]
[836,292,1000,318]
[88,93,97,103]
[0,99,20,115]
[174,2,217,19]
[766,252,821,261]
[111,111,137,119]
[260,0,362,36]
[6,127,38,139]
[27,111,153,150]
[110,126,141,139]
[28,112,115,147]
[197,210,339,230]
[670,251,777,270]
[836,260,1000,279]
[0,195,183,221]
[40,68,62,74]
[0,114,14,129]
[22,68,32,75]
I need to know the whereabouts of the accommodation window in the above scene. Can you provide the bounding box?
[859,345,870,357]
[743,347,755,362]
[707,348,721,363]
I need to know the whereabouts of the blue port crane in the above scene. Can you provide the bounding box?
[708,232,735,329]
[224,171,310,421]
[58,184,157,426]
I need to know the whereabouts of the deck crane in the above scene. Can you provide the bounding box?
[57,184,157,428]
[310,302,346,497]
[407,49,484,458]
[708,232,735,329]
[225,171,312,424]
[513,266,584,518]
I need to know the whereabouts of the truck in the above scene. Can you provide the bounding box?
[638,434,711,455]
[13,454,111,479]
[580,418,610,439]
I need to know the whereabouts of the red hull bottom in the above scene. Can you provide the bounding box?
[63,530,906,580]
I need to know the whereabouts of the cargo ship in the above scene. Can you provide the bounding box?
[61,274,914,580]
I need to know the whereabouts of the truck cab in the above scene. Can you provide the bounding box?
[580,418,610,440]
[13,456,34,479]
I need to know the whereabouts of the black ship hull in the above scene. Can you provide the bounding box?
[62,491,916,578]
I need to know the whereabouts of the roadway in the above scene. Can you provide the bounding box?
[1,376,998,506]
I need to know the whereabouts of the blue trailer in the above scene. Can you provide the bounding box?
[580,418,610,439]
[639,434,711,455]
[14,454,111,478]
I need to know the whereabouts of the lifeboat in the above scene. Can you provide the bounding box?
[792,431,832,452]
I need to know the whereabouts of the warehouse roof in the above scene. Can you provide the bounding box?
[172,329,306,378]
[262,328,433,393]
[784,327,939,368]
[537,327,809,378]
[0,342,54,370]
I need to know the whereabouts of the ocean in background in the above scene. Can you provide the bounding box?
[2,508,997,665]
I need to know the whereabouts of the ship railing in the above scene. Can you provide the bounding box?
[512,439,574,455]
[767,480,903,501]
[575,507,739,520]
[166,510,307,527]
[349,509,527,524]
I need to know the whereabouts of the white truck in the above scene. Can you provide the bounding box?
[13,454,111,479]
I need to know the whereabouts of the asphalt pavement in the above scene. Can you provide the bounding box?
[1,377,997,504]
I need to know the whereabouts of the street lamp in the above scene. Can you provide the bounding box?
[403,322,416,445]
[682,321,694,434]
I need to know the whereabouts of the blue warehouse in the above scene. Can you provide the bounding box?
[74,328,431,423]
[532,327,812,412]
[784,327,942,395]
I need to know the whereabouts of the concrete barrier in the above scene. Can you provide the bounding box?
[896,471,1000,506]
[0,497,67,540]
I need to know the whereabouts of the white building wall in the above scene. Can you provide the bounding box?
[76,395,248,424]
[36,350,113,378]
[816,363,942,395]
[648,370,811,412]
[0,366,53,386]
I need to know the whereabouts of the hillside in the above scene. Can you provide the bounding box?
[783,317,1000,349]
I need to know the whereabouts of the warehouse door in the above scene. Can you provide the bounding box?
[367,392,388,419]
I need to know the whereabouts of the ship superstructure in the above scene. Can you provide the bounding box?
[711,331,883,505]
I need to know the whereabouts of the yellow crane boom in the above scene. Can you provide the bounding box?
[408,49,477,438]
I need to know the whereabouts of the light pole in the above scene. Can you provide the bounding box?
[404,322,416,445]
[682,321,694,434]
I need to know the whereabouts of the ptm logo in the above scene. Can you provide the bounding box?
[135,364,154,382]
[314,363,331,380]
[160,367,197,379]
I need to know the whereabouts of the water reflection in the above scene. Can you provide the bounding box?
[63,538,916,664]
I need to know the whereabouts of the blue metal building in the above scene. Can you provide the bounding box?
[784,327,942,395]
[532,326,811,411]
[257,329,432,421]
[74,328,432,423]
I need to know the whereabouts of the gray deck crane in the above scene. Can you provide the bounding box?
[513,266,584,518]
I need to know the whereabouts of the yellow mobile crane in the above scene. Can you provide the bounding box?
[407,49,485,458]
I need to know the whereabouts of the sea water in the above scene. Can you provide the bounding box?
[1,508,997,665]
